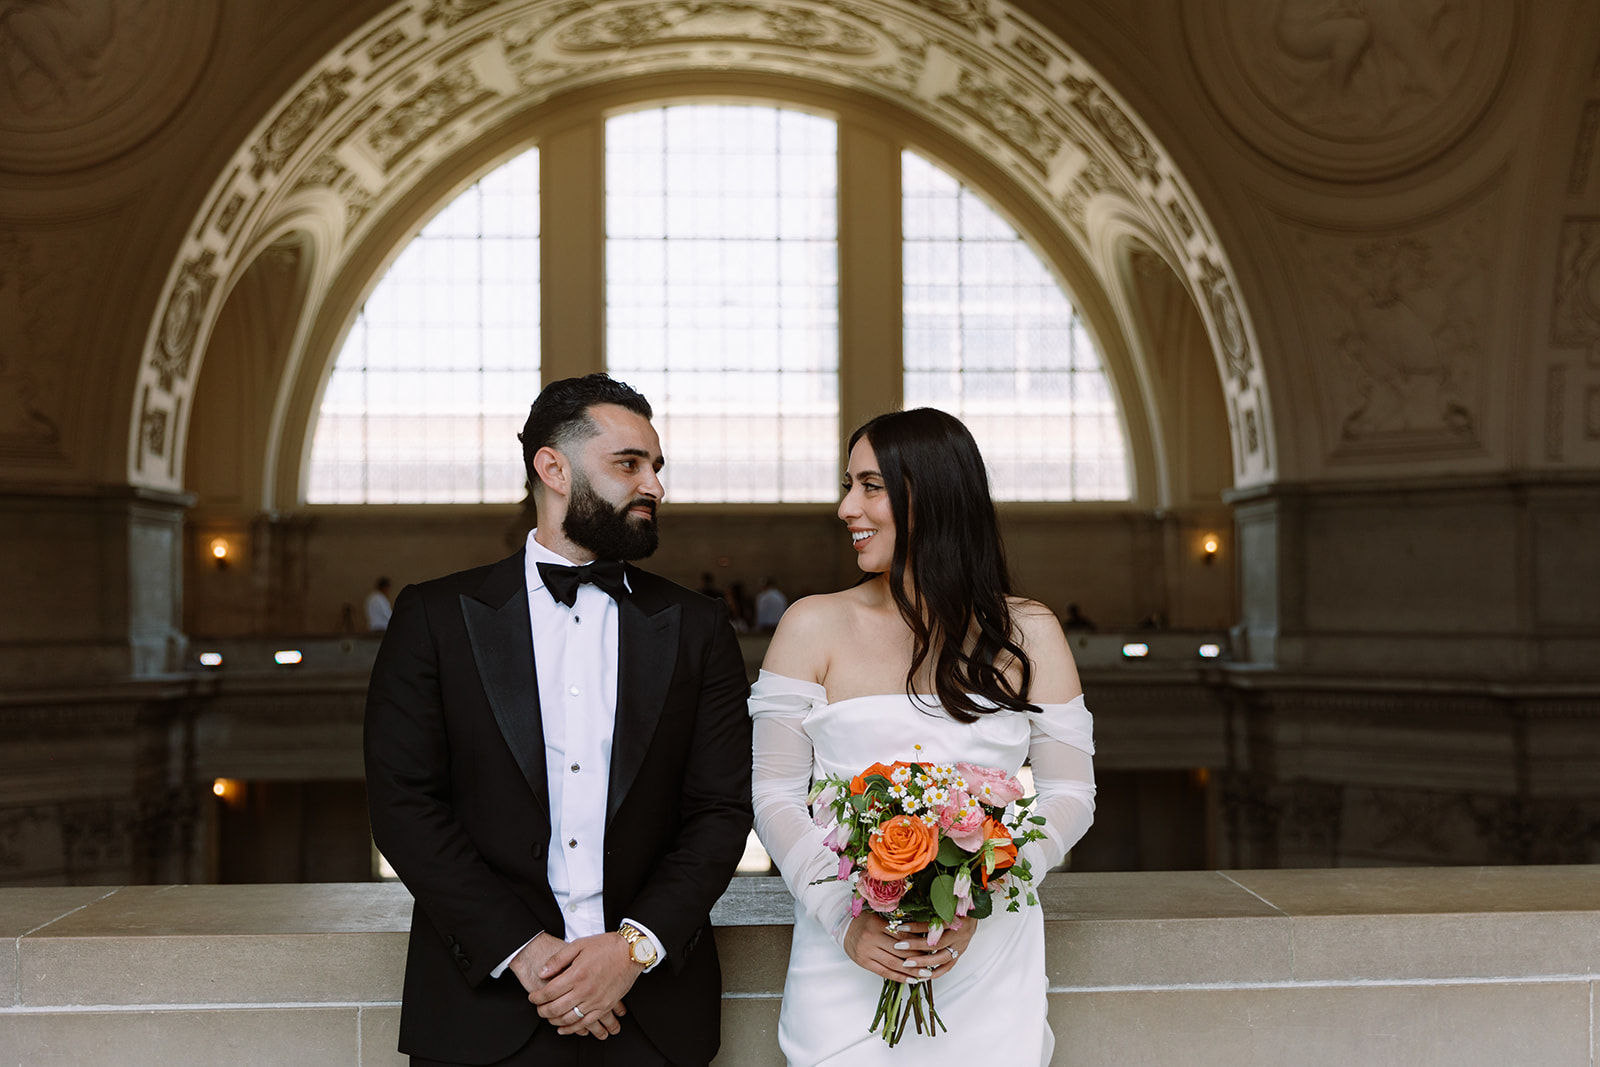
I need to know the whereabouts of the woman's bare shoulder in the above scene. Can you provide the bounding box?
[1004,597,1081,701]
[760,591,862,682]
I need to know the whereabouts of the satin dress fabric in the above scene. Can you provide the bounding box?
[749,671,1095,1066]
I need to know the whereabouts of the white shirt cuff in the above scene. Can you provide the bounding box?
[491,934,539,979]
[621,916,666,973]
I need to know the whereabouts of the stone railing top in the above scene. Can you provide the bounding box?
[4,867,1598,1010]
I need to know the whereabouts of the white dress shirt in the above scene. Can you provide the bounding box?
[492,531,664,977]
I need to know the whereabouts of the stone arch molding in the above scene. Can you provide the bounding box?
[128,0,1276,494]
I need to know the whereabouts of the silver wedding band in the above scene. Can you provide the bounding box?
[571,1005,585,1020]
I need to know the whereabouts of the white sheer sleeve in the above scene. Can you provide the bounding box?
[1019,695,1096,886]
[749,670,856,945]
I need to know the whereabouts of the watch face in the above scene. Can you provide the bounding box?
[630,939,655,964]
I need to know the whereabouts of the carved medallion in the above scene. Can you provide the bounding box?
[1185,0,1516,180]
[0,0,218,173]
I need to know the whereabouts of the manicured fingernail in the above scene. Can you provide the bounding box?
[893,941,910,949]
[919,968,933,977]
[901,959,917,968]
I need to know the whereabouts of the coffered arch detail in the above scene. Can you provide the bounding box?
[128,0,1277,496]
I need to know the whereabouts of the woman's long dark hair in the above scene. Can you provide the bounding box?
[849,408,1037,722]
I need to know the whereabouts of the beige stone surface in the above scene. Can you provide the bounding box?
[711,996,784,1066]
[716,925,793,996]
[19,884,412,1006]
[0,1007,360,1066]
[1288,911,1600,982]
[1227,865,1600,916]
[0,885,120,1006]
[359,1005,407,1066]
[1043,872,1292,987]
[30,883,413,935]
[0,886,120,939]
[1047,980,1593,1067]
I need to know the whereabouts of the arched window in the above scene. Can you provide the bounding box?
[305,104,1129,505]
[307,149,540,503]
[903,152,1129,500]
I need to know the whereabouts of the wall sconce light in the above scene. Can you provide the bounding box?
[212,778,244,807]
[1201,533,1220,565]
[209,537,231,569]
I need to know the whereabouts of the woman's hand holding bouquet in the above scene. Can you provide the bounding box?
[809,745,1047,1046]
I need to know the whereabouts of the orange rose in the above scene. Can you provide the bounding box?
[850,761,908,796]
[980,816,1016,887]
[866,814,939,880]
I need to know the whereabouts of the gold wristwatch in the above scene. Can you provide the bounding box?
[618,922,657,967]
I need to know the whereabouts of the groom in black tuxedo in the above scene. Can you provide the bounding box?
[365,374,753,1066]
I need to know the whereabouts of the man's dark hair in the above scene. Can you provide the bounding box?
[519,374,652,491]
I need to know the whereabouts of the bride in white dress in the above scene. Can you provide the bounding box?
[749,409,1097,1066]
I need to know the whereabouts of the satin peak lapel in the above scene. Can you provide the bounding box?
[608,590,680,826]
[460,557,548,817]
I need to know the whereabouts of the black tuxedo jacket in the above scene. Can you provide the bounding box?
[364,550,753,1065]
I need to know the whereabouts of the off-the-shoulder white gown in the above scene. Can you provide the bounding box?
[749,670,1096,1066]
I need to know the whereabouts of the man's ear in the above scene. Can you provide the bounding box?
[531,446,569,496]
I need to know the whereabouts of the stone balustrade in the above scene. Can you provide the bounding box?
[2,867,1597,1065]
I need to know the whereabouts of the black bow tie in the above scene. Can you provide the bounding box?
[537,560,628,608]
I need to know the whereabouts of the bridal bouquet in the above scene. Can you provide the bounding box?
[808,745,1047,1046]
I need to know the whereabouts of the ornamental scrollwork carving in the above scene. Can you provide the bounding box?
[423,0,508,27]
[152,251,218,394]
[1197,256,1252,386]
[1062,74,1159,185]
[552,2,878,56]
[251,68,357,180]
[902,0,995,35]
[940,69,1063,175]
[366,64,497,171]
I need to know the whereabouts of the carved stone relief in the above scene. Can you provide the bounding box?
[1284,201,1494,457]
[251,69,358,180]
[1184,0,1515,180]
[0,0,217,173]
[153,252,219,394]
[131,0,1277,491]
[0,229,93,464]
[1551,216,1600,366]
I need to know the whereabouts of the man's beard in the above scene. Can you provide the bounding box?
[562,469,659,561]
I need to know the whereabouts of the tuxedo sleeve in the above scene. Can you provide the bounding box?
[621,601,753,972]
[364,584,543,987]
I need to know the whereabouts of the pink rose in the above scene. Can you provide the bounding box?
[957,762,1026,806]
[947,822,988,852]
[858,875,909,914]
